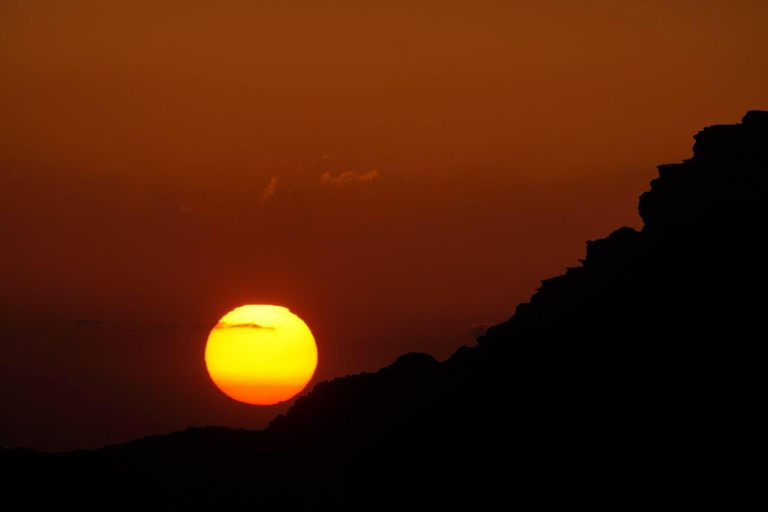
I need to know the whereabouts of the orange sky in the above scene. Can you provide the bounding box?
[1,0,767,451]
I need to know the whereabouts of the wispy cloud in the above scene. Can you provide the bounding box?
[320,169,380,186]
[74,318,105,327]
[214,322,276,330]
[260,177,278,205]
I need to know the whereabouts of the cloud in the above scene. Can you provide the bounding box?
[127,320,214,333]
[74,318,105,327]
[320,169,380,186]
[260,177,278,205]
[214,322,276,330]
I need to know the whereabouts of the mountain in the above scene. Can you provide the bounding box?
[3,111,767,510]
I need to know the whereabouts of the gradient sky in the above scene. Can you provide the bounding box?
[1,0,767,451]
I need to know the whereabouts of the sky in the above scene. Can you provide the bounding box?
[1,0,767,451]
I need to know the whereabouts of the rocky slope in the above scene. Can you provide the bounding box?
[2,111,767,510]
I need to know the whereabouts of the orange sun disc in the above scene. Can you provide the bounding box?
[205,305,318,405]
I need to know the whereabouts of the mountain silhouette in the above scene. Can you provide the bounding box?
[2,111,767,510]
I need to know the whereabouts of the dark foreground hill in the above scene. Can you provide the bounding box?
[3,112,768,510]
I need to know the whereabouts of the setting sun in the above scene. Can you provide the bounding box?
[205,305,318,405]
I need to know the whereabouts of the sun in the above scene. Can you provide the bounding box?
[205,305,318,405]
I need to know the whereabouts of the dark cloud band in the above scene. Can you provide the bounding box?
[214,322,276,330]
